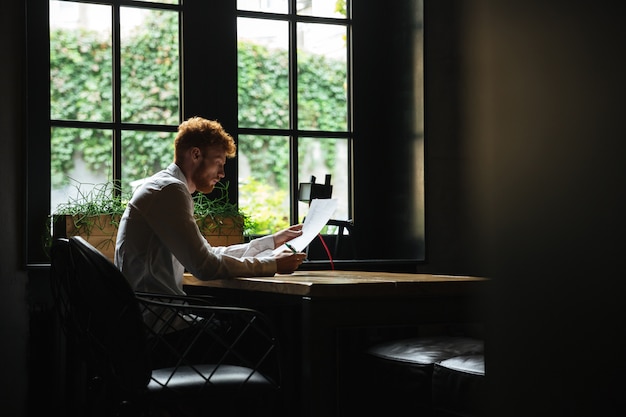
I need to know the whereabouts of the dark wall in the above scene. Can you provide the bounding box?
[1,1,28,416]
[459,1,626,416]
[352,0,479,275]
[422,0,479,275]
[352,0,426,262]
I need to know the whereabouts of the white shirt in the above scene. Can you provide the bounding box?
[115,163,276,295]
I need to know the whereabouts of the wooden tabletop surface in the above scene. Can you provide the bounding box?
[183,270,488,298]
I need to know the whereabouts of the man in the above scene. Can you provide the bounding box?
[115,116,305,295]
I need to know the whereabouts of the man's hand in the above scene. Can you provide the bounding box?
[274,251,306,274]
[272,224,304,249]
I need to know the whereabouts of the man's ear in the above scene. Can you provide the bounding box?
[191,146,202,161]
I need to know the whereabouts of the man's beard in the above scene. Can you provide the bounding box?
[195,182,215,194]
[192,170,216,194]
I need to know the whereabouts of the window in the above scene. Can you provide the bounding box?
[27,0,353,263]
[236,0,352,234]
[49,0,181,211]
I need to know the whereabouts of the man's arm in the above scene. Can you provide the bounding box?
[145,184,276,280]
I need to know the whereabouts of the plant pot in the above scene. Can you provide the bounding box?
[54,214,245,262]
[197,216,245,246]
[53,214,120,262]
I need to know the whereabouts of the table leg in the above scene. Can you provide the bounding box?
[301,297,339,417]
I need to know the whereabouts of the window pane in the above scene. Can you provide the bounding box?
[238,18,289,129]
[237,0,288,14]
[50,1,112,122]
[51,127,113,214]
[298,137,348,226]
[297,22,347,131]
[238,135,290,234]
[121,130,174,195]
[121,8,180,125]
[297,0,347,18]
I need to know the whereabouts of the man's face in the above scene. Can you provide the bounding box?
[192,147,227,194]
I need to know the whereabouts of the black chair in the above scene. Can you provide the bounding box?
[50,236,283,417]
[357,335,484,416]
[432,354,486,417]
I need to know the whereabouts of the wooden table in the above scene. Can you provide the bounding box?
[184,270,488,417]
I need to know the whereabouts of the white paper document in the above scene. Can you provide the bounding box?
[272,198,338,255]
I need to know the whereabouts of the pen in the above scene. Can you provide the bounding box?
[285,243,297,253]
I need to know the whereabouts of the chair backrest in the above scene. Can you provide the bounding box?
[52,236,283,413]
[51,236,151,393]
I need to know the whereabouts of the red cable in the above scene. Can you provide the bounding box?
[317,233,334,270]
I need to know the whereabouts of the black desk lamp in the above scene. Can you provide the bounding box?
[298,174,333,203]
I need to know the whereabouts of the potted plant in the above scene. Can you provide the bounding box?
[49,180,251,262]
[50,181,125,262]
[192,181,252,247]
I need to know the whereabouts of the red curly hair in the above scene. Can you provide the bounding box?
[174,117,236,162]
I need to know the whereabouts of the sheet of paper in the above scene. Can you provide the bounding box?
[272,198,338,255]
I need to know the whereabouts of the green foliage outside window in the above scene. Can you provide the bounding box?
[50,10,179,190]
[120,11,179,125]
[237,42,290,130]
[50,11,347,233]
[238,177,289,235]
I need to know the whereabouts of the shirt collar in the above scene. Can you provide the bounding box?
[167,163,190,192]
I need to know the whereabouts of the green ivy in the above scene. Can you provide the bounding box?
[239,177,290,234]
[50,10,347,234]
